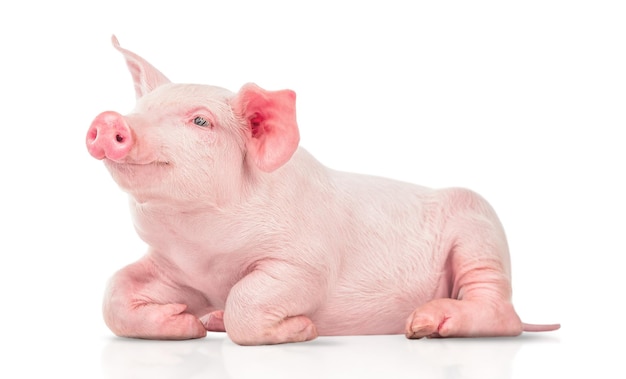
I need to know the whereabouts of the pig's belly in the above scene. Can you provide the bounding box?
[312,303,413,335]
[311,263,449,335]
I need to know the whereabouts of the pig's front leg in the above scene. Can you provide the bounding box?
[223,263,323,345]
[103,256,214,340]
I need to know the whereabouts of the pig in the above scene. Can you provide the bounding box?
[86,36,560,345]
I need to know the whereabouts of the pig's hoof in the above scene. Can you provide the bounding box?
[142,303,208,340]
[405,312,447,339]
[199,310,226,332]
[110,303,208,340]
[405,298,456,338]
[404,298,524,339]
[228,315,318,345]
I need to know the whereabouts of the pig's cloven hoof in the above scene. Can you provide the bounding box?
[199,310,226,332]
[405,298,524,339]
[228,315,318,346]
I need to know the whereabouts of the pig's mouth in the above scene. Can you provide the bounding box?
[104,159,172,189]
[127,161,170,166]
[105,159,170,167]
[103,159,172,195]
[104,159,171,176]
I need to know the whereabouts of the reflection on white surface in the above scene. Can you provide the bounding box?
[101,332,561,379]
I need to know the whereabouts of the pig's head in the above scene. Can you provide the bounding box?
[86,36,299,207]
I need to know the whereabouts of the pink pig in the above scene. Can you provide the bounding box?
[87,36,559,345]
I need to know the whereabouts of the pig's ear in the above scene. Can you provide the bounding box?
[111,35,171,99]
[231,83,300,172]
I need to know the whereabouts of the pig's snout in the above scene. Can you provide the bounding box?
[86,111,133,161]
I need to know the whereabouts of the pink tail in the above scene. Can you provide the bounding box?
[522,323,561,332]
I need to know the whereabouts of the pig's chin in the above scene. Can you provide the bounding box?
[104,159,171,194]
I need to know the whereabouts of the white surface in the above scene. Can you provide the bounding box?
[1,1,624,378]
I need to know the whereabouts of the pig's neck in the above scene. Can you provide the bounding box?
[128,148,334,258]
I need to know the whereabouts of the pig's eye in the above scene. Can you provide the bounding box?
[193,116,211,127]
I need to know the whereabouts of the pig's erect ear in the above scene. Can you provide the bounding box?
[231,83,300,172]
[111,35,171,99]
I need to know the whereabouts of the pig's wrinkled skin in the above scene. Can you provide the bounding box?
[87,36,560,345]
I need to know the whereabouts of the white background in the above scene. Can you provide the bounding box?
[1,1,624,378]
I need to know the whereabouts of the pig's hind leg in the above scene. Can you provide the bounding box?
[406,188,524,339]
[405,296,523,339]
[103,256,211,340]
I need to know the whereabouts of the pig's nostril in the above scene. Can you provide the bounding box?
[88,128,98,141]
[116,134,124,143]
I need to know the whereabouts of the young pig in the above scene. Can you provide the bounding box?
[87,36,560,345]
